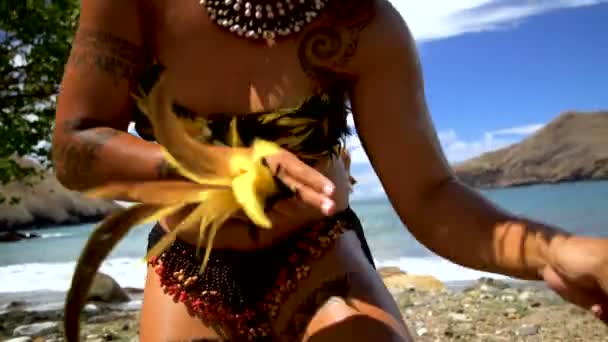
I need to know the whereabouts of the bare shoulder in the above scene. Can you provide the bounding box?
[70,0,151,79]
[352,0,420,75]
[56,0,152,132]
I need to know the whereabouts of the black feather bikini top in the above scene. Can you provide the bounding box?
[132,64,352,165]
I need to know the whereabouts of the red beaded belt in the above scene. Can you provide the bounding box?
[148,214,351,340]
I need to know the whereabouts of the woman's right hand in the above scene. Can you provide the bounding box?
[262,149,339,216]
[165,148,352,250]
[229,151,353,249]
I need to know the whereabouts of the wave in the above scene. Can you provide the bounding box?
[0,255,509,294]
[0,257,147,293]
[39,232,74,239]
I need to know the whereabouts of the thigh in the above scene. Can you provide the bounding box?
[271,231,414,342]
[139,266,226,342]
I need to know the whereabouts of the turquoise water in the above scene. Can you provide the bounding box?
[0,181,606,292]
[354,180,608,261]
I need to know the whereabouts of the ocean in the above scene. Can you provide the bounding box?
[1,181,607,295]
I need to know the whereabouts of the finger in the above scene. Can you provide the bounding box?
[271,196,310,213]
[279,172,336,216]
[596,268,608,323]
[275,153,335,196]
[590,304,608,323]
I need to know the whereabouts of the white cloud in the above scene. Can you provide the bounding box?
[392,0,608,42]
[489,123,544,136]
[439,123,544,162]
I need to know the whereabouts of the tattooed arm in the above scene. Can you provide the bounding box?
[53,0,337,219]
[52,0,178,191]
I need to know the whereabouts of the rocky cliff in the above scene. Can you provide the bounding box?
[453,111,608,188]
[0,158,120,231]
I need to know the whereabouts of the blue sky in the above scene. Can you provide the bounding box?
[348,0,608,199]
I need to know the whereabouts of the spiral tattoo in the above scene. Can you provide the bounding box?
[297,0,375,89]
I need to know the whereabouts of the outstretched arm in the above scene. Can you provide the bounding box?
[349,3,568,280]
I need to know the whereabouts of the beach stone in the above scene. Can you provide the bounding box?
[377,266,404,278]
[517,324,540,336]
[378,267,445,292]
[87,273,130,303]
[479,293,494,300]
[84,304,99,313]
[13,321,58,337]
[416,327,428,336]
[4,337,33,342]
[500,294,515,302]
[477,277,511,290]
[448,312,471,322]
[102,331,116,341]
[479,284,495,292]
[394,291,413,309]
[87,313,120,324]
[504,307,519,319]
[518,290,532,301]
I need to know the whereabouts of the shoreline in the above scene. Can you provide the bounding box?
[0,277,542,314]
[2,275,606,341]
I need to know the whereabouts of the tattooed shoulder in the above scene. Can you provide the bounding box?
[66,28,147,86]
[297,0,375,85]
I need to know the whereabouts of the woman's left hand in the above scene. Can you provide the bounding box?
[542,236,608,323]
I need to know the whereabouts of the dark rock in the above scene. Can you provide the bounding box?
[0,158,120,231]
[102,331,115,341]
[2,300,27,310]
[0,231,40,243]
[87,273,130,303]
